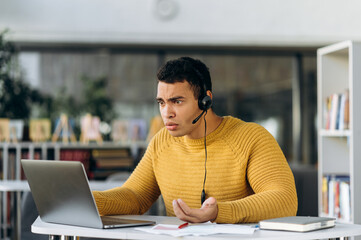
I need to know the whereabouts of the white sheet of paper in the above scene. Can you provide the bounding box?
[135,222,256,237]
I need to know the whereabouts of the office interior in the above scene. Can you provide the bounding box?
[1,0,360,239]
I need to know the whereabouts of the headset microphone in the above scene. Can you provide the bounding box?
[192,95,212,124]
[192,110,206,124]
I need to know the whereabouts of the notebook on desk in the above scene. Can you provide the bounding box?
[21,159,155,229]
[259,216,336,232]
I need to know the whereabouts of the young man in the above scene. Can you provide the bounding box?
[93,57,297,223]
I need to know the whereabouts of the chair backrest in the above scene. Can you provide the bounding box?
[291,165,318,216]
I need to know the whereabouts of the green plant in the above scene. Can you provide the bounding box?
[0,30,116,126]
[80,75,116,123]
[0,30,47,119]
[50,86,80,119]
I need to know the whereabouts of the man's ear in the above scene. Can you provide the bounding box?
[206,90,213,100]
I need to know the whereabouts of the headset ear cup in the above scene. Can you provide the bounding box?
[199,95,212,110]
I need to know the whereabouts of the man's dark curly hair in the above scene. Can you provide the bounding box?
[156,57,212,100]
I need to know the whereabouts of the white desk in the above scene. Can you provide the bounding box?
[32,215,361,240]
[0,180,124,240]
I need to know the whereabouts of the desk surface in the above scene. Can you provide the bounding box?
[0,180,124,191]
[32,215,361,240]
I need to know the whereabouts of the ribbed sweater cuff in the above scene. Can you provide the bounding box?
[92,188,143,215]
[92,191,105,215]
[215,202,234,223]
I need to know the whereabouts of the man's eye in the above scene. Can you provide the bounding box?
[175,100,182,104]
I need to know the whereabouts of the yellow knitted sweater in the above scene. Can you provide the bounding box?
[93,116,297,223]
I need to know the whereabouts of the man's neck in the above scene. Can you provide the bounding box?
[187,111,223,139]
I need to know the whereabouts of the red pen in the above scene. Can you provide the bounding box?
[178,222,189,229]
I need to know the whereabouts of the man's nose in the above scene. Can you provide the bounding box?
[163,104,175,119]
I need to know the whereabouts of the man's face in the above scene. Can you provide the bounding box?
[156,81,202,138]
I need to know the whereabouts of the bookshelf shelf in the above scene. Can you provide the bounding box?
[0,141,148,180]
[317,41,361,225]
[319,129,351,137]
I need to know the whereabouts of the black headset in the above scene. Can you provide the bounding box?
[192,69,212,124]
[191,67,212,205]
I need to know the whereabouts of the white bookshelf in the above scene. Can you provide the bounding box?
[317,41,361,225]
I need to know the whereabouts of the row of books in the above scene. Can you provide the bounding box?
[324,90,349,130]
[60,148,136,179]
[91,149,134,179]
[322,175,351,222]
[92,149,133,168]
[8,148,135,180]
[60,150,91,177]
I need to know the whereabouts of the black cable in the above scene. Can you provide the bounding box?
[201,110,208,205]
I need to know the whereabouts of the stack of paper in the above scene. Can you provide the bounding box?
[135,222,256,237]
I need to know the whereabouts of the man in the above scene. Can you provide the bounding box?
[93,57,297,223]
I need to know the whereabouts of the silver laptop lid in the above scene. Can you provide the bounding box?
[21,160,103,228]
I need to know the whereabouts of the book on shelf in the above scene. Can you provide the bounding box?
[337,93,346,130]
[329,93,339,130]
[324,96,331,130]
[94,158,133,168]
[340,180,351,221]
[322,174,351,222]
[322,177,329,215]
[343,90,350,129]
[92,149,130,158]
[60,149,91,177]
[324,90,349,131]
[259,216,335,232]
[91,148,134,170]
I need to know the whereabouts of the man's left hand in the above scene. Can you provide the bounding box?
[172,197,218,223]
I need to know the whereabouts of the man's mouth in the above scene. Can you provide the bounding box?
[166,122,178,131]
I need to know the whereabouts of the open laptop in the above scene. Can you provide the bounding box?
[21,159,155,229]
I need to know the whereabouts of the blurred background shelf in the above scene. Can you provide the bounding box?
[0,141,148,181]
